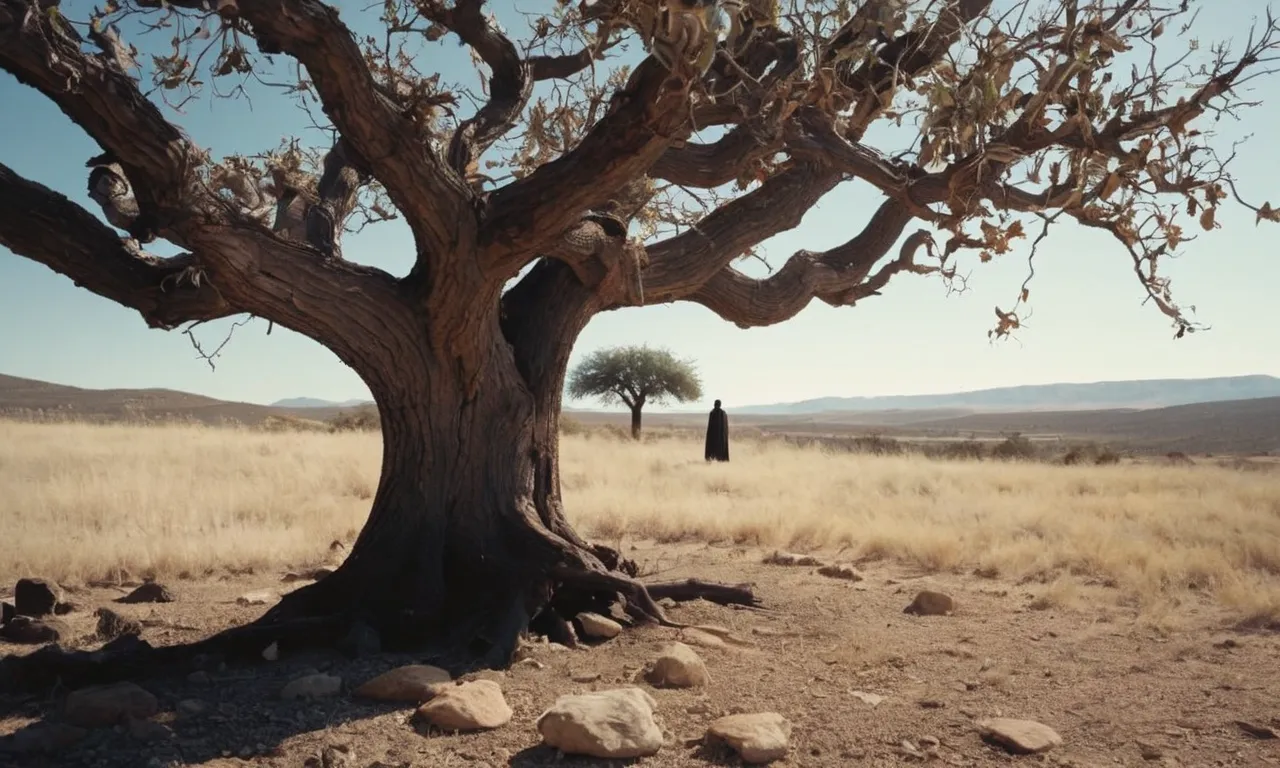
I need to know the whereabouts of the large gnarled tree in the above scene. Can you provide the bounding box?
[2,0,1279,683]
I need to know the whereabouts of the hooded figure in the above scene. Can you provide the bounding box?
[704,399,730,462]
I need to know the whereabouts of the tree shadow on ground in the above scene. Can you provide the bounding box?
[0,645,491,767]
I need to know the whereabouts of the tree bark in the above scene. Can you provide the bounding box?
[630,403,644,440]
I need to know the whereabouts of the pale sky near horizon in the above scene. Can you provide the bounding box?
[2,1,1278,411]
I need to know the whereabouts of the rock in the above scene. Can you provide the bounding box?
[116,582,175,604]
[1234,720,1278,739]
[280,673,343,700]
[262,640,279,661]
[978,718,1063,754]
[321,743,356,768]
[65,682,159,727]
[53,601,77,615]
[850,691,884,707]
[14,578,61,616]
[1136,739,1164,760]
[337,620,381,658]
[177,699,207,717]
[127,717,173,742]
[412,680,512,732]
[0,615,69,644]
[1,601,13,625]
[4,722,87,755]
[645,642,710,688]
[536,687,663,759]
[576,612,622,640]
[817,563,864,581]
[236,590,276,606]
[187,670,211,685]
[95,607,142,641]
[706,713,792,764]
[904,590,956,616]
[762,551,824,567]
[354,664,452,702]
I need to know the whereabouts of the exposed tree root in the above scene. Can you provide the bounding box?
[645,578,761,608]
[0,551,760,697]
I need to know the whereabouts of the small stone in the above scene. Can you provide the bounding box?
[127,717,173,742]
[576,612,623,640]
[919,698,946,709]
[262,641,279,661]
[6,722,87,754]
[95,607,142,641]
[850,691,884,707]
[177,699,207,717]
[321,743,356,768]
[65,682,159,727]
[904,590,956,616]
[978,718,1063,754]
[645,642,710,688]
[571,671,602,683]
[1137,739,1164,760]
[236,590,276,606]
[536,687,663,759]
[187,670,211,685]
[337,620,380,658]
[280,673,343,700]
[412,680,512,732]
[354,664,452,702]
[1,601,13,625]
[706,712,792,764]
[1234,720,1278,739]
[116,582,175,604]
[53,601,77,615]
[14,577,61,616]
[0,615,69,644]
[817,563,864,582]
[658,597,678,609]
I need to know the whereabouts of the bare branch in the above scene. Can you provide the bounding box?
[688,201,938,328]
[0,162,233,330]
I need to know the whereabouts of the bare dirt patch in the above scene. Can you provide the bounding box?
[4,541,1278,767]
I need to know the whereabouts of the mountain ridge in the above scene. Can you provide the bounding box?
[735,374,1280,414]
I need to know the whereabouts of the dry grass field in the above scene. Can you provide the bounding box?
[5,419,1280,767]
[3,419,1279,626]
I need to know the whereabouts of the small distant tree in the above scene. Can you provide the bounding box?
[567,346,702,439]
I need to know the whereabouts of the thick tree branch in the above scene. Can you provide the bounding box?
[191,0,474,257]
[418,1,534,180]
[480,56,693,274]
[0,0,203,243]
[0,162,233,330]
[688,201,933,328]
[650,124,783,188]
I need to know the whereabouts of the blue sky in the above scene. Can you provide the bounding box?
[2,1,1278,411]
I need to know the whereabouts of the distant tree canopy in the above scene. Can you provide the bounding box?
[568,345,703,437]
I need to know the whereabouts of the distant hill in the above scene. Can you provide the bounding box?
[0,373,358,425]
[737,375,1280,414]
[271,397,373,409]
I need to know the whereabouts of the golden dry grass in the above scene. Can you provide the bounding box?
[3,419,1279,626]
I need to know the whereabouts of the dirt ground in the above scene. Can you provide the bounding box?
[3,541,1279,767]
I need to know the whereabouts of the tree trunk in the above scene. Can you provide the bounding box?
[630,403,643,440]
[0,262,756,692]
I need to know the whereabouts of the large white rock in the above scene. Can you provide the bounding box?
[536,687,663,759]
[645,641,710,688]
[576,612,623,640]
[978,718,1063,754]
[412,680,512,732]
[353,664,451,702]
[707,712,792,764]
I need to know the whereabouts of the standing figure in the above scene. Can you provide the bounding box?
[704,399,730,462]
